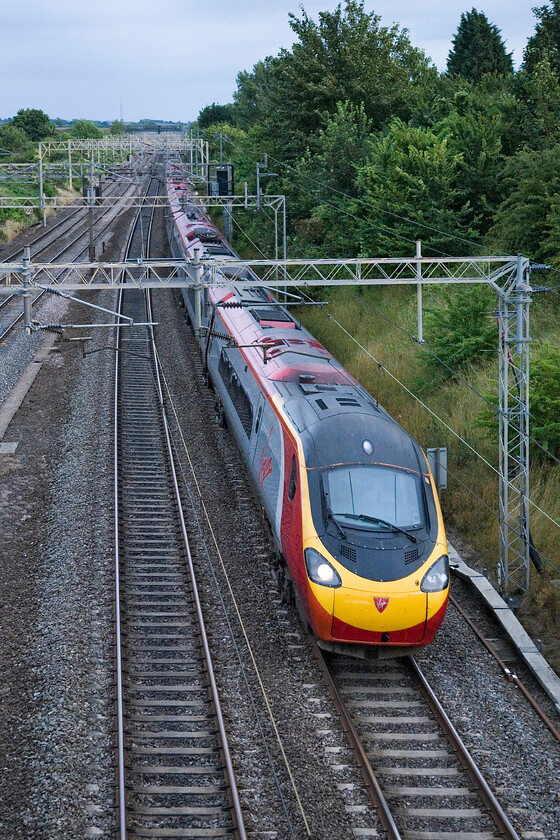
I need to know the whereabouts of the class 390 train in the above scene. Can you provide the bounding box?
[166,166,449,657]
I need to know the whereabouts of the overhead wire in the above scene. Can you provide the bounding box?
[256,209,560,574]
[220,141,560,562]
[217,133,449,256]
[345,290,560,467]
[287,281,560,537]
[220,133,484,258]
[222,131,560,296]
[255,200,560,466]
[233,200,560,574]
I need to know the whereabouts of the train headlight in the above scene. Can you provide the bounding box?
[420,554,449,592]
[305,548,342,588]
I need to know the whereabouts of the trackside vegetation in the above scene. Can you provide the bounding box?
[194,1,560,669]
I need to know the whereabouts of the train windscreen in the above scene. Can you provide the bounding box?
[324,465,424,531]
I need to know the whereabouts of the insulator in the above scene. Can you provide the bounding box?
[530,263,552,272]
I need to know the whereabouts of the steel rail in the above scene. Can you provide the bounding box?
[0,177,128,265]
[113,176,158,840]
[0,182,138,341]
[310,642,402,840]
[314,642,523,840]
[113,286,127,840]
[113,174,246,838]
[449,594,560,742]
[0,179,132,316]
[407,655,521,840]
[147,288,247,839]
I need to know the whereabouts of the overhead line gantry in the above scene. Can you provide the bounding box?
[0,247,536,607]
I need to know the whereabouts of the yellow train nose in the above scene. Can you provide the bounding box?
[333,587,428,642]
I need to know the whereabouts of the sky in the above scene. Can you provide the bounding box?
[2,0,540,124]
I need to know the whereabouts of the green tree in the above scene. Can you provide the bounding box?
[70,119,103,139]
[11,108,55,142]
[198,103,235,129]
[139,120,159,132]
[233,58,277,129]
[109,120,126,135]
[436,77,519,232]
[0,123,32,154]
[355,118,478,256]
[488,145,560,260]
[523,0,560,78]
[233,1,435,163]
[288,101,373,256]
[422,285,497,379]
[447,8,513,81]
[530,344,560,456]
[516,56,560,146]
[282,1,433,132]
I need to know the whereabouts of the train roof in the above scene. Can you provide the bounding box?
[211,287,356,390]
[165,169,423,467]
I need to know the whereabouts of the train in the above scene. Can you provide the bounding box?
[166,164,449,657]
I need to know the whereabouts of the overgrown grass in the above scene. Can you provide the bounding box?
[294,284,560,671]
[0,179,68,242]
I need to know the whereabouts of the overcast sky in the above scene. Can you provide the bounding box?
[3,0,539,123]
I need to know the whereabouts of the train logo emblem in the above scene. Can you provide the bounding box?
[374,597,390,613]
[258,427,274,486]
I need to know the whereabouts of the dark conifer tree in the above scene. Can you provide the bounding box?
[447,8,513,81]
[523,1,560,77]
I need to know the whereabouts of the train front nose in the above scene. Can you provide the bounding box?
[330,587,429,644]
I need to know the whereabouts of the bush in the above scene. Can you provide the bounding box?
[421,284,497,379]
[530,344,560,457]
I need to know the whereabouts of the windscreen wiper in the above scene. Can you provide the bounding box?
[336,512,417,543]
[326,505,346,540]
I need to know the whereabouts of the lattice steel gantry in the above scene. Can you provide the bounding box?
[497,255,532,606]
[0,249,535,605]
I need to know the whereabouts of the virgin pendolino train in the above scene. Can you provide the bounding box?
[167,165,449,657]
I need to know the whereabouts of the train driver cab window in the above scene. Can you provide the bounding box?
[324,466,423,530]
[288,455,298,502]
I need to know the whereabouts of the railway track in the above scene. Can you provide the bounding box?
[314,646,521,840]
[0,178,137,341]
[447,591,560,742]
[113,183,245,838]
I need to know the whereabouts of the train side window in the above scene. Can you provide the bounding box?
[254,405,263,435]
[218,348,231,381]
[288,455,297,501]
[218,349,253,437]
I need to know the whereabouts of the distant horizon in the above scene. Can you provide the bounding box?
[0,115,190,126]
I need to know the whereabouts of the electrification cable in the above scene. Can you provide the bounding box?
[345,290,560,467]
[154,348,313,837]
[217,133,449,255]
[208,138,560,584]
[257,202,560,573]
[230,210,560,574]
[230,212,269,257]
[256,198,560,470]
[261,203,560,576]
[292,289,560,535]
[219,133,486,258]
[222,131,560,306]
[225,170,560,568]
